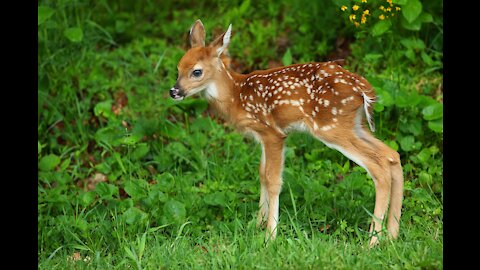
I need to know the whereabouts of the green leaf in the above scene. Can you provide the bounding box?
[371,20,392,36]
[238,0,251,14]
[419,12,433,23]
[376,88,394,107]
[400,38,425,51]
[399,136,422,152]
[39,154,61,171]
[95,182,118,200]
[418,171,433,185]
[64,27,84,43]
[123,207,148,225]
[158,121,185,139]
[422,103,443,120]
[79,191,96,207]
[93,100,113,119]
[163,200,186,223]
[282,48,292,66]
[386,140,399,151]
[119,133,142,145]
[155,173,175,192]
[204,192,227,206]
[38,6,55,25]
[124,180,147,199]
[415,148,432,164]
[131,143,150,160]
[38,141,43,155]
[421,51,434,66]
[427,118,443,133]
[402,0,423,23]
[400,16,422,31]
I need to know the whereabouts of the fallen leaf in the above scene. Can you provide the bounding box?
[77,173,107,191]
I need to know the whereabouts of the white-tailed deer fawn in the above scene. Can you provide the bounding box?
[170,20,404,246]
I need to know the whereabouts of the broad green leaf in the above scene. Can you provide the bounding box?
[119,133,141,145]
[422,103,443,120]
[416,148,432,165]
[123,207,148,225]
[421,51,434,66]
[204,192,227,206]
[38,141,43,155]
[124,180,147,199]
[93,100,113,119]
[155,173,175,192]
[419,12,433,23]
[376,89,394,107]
[64,27,84,43]
[400,38,425,50]
[418,171,433,185]
[38,6,55,25]
[399,136,422,152]
[386,140,399,151]
[94,126,124,147]
[163,200,186,223]
[400,16,422,31]
[79,191,96,207]
[371,20,392,36]
[282,48,292,66]
[131,143,150,159]
[402,0,423,23]
[427,118,443,133]
[404,49,416,62]
[39,154,61,171]
[95,182,118,200]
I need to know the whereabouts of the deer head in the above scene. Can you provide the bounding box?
[170,20,232,100]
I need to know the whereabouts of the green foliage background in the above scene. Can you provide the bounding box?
[38,0,442,268]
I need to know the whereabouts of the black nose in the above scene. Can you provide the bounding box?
[170,87,184,100]
[169,88,178,98]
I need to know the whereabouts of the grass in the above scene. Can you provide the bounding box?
[38,0,443,269]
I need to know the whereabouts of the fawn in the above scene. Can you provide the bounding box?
[170,20,404,246]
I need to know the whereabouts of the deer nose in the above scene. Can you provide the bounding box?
[170,87,184,100]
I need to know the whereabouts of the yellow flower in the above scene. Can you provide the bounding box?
[354,22,360,27]
[341,5,347,11]
[362,0,367,3]
[379,5,385,11]
[363,9,370,15]
[396,7,401,11]
[349,14,356,22]
[386,0,393,5]
[361,15,367,24]
[352,5,359,11]
[379,14,385,20]
[386,7,392,12]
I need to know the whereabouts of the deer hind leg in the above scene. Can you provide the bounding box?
[355,126,404,240]
[312,127,393,246]
[258,134,285,240]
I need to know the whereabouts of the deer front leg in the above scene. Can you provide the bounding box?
[261,135,285,240]
[257,144,268,228]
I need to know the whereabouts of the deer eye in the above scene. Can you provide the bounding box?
[192,69,203,78]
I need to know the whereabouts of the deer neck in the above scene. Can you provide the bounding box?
[204,64,245,120]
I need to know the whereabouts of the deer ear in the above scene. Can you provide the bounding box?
[210,24,232,57]
[190,19,206,48]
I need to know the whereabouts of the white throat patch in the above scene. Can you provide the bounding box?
[205,82,219,100]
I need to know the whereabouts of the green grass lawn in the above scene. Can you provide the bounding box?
[38,0,443,268]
